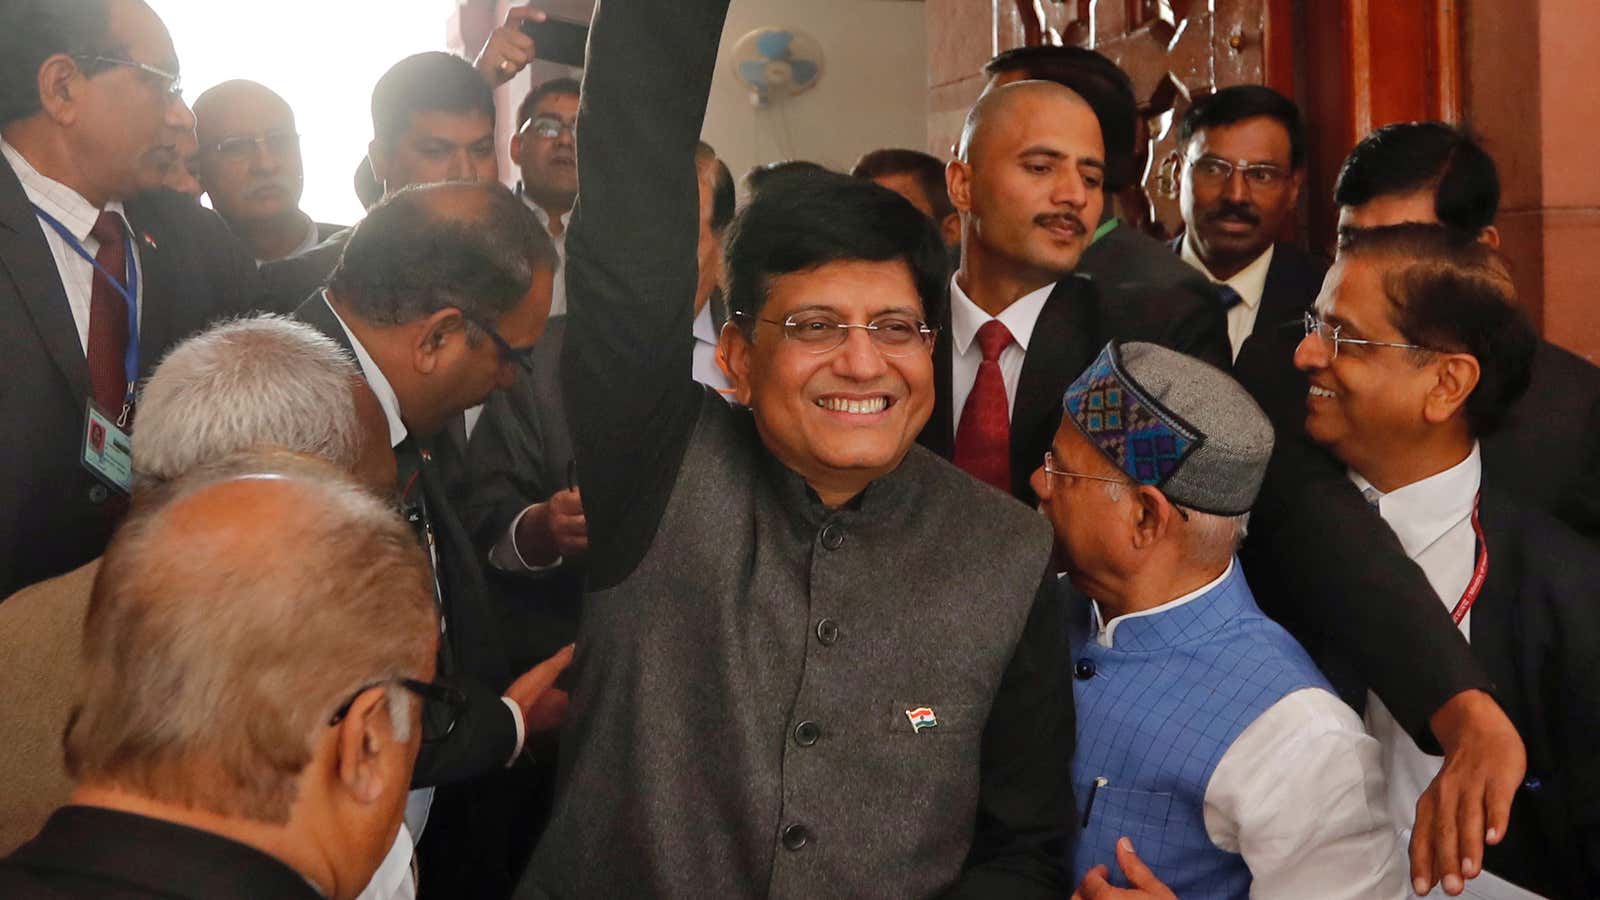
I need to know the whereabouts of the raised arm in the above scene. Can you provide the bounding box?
[561,0,733,589]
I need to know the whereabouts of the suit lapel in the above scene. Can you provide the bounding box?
[1470,493,1524,716]
[0,162,90,401]
[1009,276,1100,500]
[1254,242,1312,340]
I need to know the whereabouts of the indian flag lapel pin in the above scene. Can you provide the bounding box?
[905,707,938,733]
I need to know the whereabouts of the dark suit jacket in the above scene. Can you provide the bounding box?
[1080,218,1224,314]
[0,164,262,597]
[295,293,535,900]
[1441,491,1599,898]
[463,315,584,672]
[260,226,349,314]
[1167,235,1327,354]
[0,806,323,899]
[920,272,1230,504]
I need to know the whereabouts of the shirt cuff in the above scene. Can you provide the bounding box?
[500,696,526,767]
[488,504,564,574]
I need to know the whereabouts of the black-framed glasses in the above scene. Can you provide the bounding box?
[73,55,183,99]
[1302,311,1430,360]
[732,310,937,358]
[1042,450,1188,521]
[208,130,300,163]
[465,315,538,372]
[328,677,465,745]
[1186,155,1290,191]
[523,115,575,140]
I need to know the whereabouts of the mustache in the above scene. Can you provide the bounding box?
[1206,202,1259,225]
[1034,212,1086,234]
[244,174,301,197]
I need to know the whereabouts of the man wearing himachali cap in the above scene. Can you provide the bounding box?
[1031,341,1406,899]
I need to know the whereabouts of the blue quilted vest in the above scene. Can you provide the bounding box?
[1068,561,1331,899]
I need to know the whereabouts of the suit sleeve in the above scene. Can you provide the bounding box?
[944,573,1072,899]
[463,385,556,555]
[561,0,733,592]
[409,673,519,788]
[1156,280,1232,370]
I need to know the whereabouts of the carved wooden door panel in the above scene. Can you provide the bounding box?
[999,0,1281,240]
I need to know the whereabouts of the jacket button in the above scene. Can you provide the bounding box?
[781,823,809,851]
[819,523,844,550]
[1074,659,1096,680]
[87,484,109,504]
[794,721,820,746]
[815,618,840,645]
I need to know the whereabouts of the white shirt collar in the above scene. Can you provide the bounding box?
[324,292,409,449]
[692,303,717,345]
[949,275,1053,357]
[1349,443,1482,559]
[2,138,127,240]
[519,187,571,232]
[1180,235,1275,311]
[256,213,321,267]
[1091,558,1235,648]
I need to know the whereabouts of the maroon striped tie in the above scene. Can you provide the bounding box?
[86,212,130,415]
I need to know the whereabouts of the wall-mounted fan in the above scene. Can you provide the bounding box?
[731,27,824,107]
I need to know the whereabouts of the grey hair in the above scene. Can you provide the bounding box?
[133,315,362,487]
[1101,480,1250,561]
[65,451,436,823]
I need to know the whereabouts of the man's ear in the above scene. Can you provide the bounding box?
[718,320,754,406]
[1424,353,1481,425]
[509,132,524,163]
[37,54,82,125]
[411,308,465,376]
[1479,225,1502,249]
[367,143,388,193]
[334,687,395,805]
[940,212,962,249]
[946,159,973,214]
[1129,485,1178,550]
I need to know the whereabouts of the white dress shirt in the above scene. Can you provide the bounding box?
[1180,236,1274,361]
[1351,446,1520,898]
[523,193,570,317]
[2,139,144,353]
[947,276,1052,435]
[354,823,417,900]
[1092,560,1408,899]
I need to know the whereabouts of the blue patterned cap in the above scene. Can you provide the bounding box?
[1061,342,1273,515]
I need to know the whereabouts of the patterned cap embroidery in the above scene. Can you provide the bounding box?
[1062,344,1201,486]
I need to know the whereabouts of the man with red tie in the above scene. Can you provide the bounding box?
[919,79,1228,503]
[0,0,262,595]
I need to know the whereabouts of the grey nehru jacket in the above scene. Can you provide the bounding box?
[520,0,1071,896]
[531,396,1060,897]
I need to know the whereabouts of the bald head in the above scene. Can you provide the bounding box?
[191,79,305,236]
[959,79,1099,165]
[66,453,435,824]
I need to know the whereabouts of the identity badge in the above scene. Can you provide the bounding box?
[82,401,133,494]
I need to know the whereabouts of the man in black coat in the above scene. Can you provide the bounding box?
[981,45,1232,350]
[1171,85,1326,361]
[0,0,263,597]
[922,79,1229,505]
[1294,223,1598,898]
[295,182,568,900]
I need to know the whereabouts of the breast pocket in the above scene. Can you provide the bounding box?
[1079,784,1175,878]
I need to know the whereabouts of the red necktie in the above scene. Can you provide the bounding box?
[954,319,1014,491]
[86,212,130,415]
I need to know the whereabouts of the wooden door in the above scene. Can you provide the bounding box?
[998,0,1290,241]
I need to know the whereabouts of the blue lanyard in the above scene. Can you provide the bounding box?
[31,204,141,425]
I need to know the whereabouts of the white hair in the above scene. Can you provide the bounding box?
[1181,509,1251,563]
[133,315,363,486]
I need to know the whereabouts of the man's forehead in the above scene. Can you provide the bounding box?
[532,92,579,119]
[402,109,494,142]
[1188,116,1291,157]
[110,0,178,69]
[197,92,294,141]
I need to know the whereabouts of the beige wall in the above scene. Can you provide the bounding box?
[702,0,929,186]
